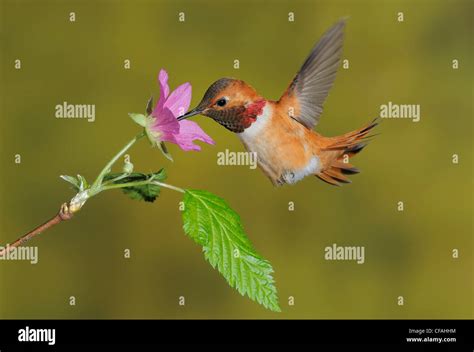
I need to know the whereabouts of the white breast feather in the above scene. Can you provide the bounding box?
[237,103,321,184]
[237,104,272,143]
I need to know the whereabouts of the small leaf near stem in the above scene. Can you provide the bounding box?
[101,170,184,202]
[60,175,80,190]
[102,173,128,186]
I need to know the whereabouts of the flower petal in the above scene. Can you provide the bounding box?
[166,120,215,151]
[164,82,192,118]
[158,69,170,99]
[153,69,170,115]
[147,69,214,153]
[150,107,180,138]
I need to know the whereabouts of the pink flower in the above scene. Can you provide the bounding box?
[147,69,214,152]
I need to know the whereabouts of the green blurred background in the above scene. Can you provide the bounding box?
[0,0,472,319]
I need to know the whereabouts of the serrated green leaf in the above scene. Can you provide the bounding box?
[182,189,280,312]
[104,169,166,202]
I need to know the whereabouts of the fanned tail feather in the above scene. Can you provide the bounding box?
[316,118,379,186]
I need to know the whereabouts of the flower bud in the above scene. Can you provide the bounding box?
[123,161,134,174]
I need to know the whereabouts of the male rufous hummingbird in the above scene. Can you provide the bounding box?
[178,19,378,186]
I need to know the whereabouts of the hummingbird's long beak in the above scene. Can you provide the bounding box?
[177,108,202,121]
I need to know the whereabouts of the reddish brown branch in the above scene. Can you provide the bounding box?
[0,203,74,256]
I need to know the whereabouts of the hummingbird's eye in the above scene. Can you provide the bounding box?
[216,98,227,107]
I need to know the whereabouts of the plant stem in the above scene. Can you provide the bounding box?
[101,173,129,186]
[0,133,145,254]
[0,203,73,256]
[90,131,145,194]
[102,179,153,190]
[152,181,185,193]
[0,130,186,254]
[102,179,185,194]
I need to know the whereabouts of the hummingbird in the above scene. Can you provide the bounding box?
[178,19,378,186]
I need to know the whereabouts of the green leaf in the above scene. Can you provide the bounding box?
[76,174,88,191]
[60,174,88,191]
[129,113,147,127]
[60,175,80,190]
[104,169,166,202]
[182,190,280,312]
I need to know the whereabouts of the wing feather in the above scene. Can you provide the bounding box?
[279,19,346,129]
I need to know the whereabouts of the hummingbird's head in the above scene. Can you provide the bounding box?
[178,78,266,133]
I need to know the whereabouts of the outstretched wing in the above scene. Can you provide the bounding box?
[279,19,346,129]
